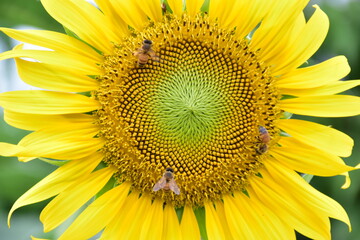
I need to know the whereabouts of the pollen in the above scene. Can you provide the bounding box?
[95,14,281,207]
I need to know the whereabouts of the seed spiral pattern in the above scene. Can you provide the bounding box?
[96,14,281,206]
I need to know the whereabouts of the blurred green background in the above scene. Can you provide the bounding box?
[0,0,359,239]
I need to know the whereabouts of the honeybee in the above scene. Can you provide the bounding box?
[153,167,180,195]
[133,39,159,67]
[257,126,271,154]
[259,126,271,144]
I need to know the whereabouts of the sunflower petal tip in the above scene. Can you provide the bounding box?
[340,172,351,189]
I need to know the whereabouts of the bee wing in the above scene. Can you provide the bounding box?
[148,49,160,62]
[168,179,180,195]
[133,48,143,56]
[153,176,167,192]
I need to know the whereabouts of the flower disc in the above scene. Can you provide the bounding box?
[97,15,281,206]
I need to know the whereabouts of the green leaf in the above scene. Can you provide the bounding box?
[194,207,208,240]
[38,157,68,167]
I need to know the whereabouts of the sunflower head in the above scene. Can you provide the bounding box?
[0,0,359,239]
[96,12,282,206]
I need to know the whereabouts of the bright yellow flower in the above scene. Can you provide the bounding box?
[0,0,359,239]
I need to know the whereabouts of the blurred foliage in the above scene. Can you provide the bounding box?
[0,0,359,239]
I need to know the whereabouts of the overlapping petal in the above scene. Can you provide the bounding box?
[8,153,103,226]
[40,166,116,232]
[109,0,148,31]
[40,0,120,53]
[0,47,101,75]
[204,202,226,240]
[251,171,331,239]
[276,56,350,88]
[265,161,351,230]
[58,182,131,240]
[271,137,354,176]
[15,58,99,92]
[270,5,329,75]
[0,28,101,62]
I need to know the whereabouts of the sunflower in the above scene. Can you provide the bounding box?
[1,0,360,239]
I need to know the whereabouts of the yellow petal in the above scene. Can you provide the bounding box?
[31,237,48,240]
[271,137,354,176]
[246,189,297,240]
[186,0,203,16]
[58,182,131,240]
[265,160,351,231]
[15,123,103,160]
[0,90,100,114]
[98,192,141,240]
[4,110,94,131]
[251,0,309,63]
[341,172,351,189]
[279,95,360,117]
[15,58,99,92]
[251,172,331,239]
[180,205,201,240]
[204,201,226,240]
[280,80,360,96]
[0,47,101,75]
[0,143,27,157]
[163,203,183,240]
[232,191,296,240]
[94,0,129,36]
[8,153,103,226]
[213,201,234,240]
[136,0,163,22]
[40,0,118,53]
[233,0,273,39]
[277,56,350,88]
[223,194,257,239]
[140,198,164,240]
[271,5,329,75]
[110,0,148,31]
[277,119,353,157]
[0,28,101,62]
[40,166,116,232]
[114,194,152,239]
[167,0,184,16]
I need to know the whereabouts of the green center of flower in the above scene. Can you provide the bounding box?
[156,60,223,145]
[96,14,281,206]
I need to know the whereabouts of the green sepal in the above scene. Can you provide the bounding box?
[38,157,68,167]
[279,131,291,137]
[194,207,208,240]
[301,173,314,183]
[281,111,293,119]
[201,0,210,13]
[175,207,184,222]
